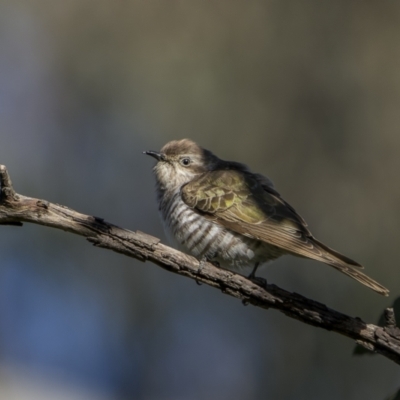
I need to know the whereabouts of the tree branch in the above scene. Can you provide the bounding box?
[1,164,399,364]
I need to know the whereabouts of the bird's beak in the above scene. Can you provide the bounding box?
[143,150,166,161]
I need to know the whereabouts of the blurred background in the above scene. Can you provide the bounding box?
[0,1,400,399]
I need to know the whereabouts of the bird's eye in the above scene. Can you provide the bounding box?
[180,158,191,166]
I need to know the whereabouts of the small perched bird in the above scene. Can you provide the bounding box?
[145,139,389,296]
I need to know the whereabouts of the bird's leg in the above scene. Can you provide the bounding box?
[196,256,220,285]
[247,262,267,288]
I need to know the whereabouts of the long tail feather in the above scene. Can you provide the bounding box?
[312,239,389,296]
[313,238,363,269]
[328,263,389,296]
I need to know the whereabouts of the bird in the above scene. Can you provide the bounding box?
[144,139,389,296]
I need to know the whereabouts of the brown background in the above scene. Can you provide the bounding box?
[0,1,399,399]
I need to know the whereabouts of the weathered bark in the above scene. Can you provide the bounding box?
[1,164,399,364]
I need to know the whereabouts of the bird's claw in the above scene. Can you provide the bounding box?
[248,275,267,289]
[195,258,220,285]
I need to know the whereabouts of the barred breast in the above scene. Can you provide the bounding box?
[158,189,284,271]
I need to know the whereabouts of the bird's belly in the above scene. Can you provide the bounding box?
[161,195,283,271]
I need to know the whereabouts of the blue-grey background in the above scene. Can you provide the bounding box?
[0,1,399,399]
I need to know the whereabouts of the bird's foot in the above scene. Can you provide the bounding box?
[195,260,204,285]
[196,257,220,285]
[210,260,220,268]
[248,275,267,288]
[247,262,267,288]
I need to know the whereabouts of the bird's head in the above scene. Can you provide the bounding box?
[144,139,218,190]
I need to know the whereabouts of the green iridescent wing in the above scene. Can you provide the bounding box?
[181,169,362,268]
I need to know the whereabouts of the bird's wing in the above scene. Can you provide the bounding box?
[181,169,362,268]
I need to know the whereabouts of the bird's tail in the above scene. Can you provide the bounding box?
[313,238,389,296]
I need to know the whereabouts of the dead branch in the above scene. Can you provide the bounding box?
[1,164,399,364]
